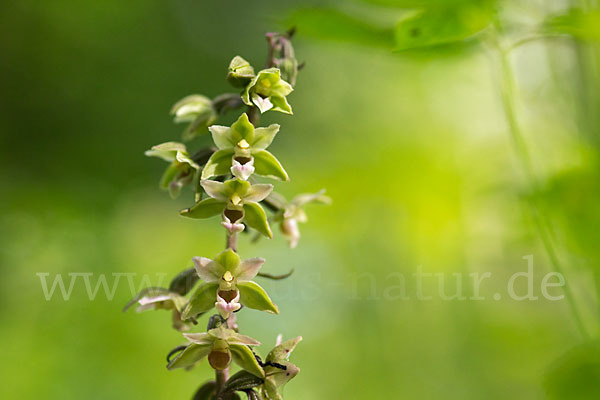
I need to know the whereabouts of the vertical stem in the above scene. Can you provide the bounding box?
[215,369,228,397]
[493,35,590,340]
[227,232,238,252]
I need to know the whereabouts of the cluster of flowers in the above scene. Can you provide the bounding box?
[126,32,329,400]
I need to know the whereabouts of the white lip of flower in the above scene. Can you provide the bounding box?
[231,157,255,180]
[215,290,241,319]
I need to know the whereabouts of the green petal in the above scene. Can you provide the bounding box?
[237,281,279,314]
[251,124,280,150]
[214,249,241,272]
[182,282,219,319]
[202,149,235,180]
[269,96,293,115]
[230,343,265,378]
[180,198,225,219]
[266,336,302,363]
[252,150,289,181]
[167,343,212,370]
[209,125,235,149]
[243,202,273,238]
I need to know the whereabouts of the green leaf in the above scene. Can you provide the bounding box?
[545,9,600,41]
[243,202,273,238]
[237,281,279,314]
[224,370,264,392]
[167,343,212,370]
[266,336,302,363]
[180,198,224,219]
[230,343,265,378]
[394,6,492,51]
[252,150,289,181]
[202,149,234,180]
[288,8,395,49]
[192,381,217,400]
[182,282,219,319]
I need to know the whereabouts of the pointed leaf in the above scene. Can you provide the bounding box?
[180,198,225,219]
[243,203,273,238]
[167,343,212,370]
[237,281,279,314]
[202,149,235,179]
[182,282,219,319]
[253,150,288,181]
[230,343,265,378]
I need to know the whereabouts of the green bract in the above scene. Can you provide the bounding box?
[259,336,302,400]
[242,68,294,114]
[168,326,264,378]
[183,249,278,319]
[180,178,274,238]
[171,95,217,141]
[145,142,200,199]
[203,113,288,181]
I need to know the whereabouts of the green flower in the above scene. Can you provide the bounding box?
[270,190,331,248]
[227,56,255,88]
[145,142,200,199]
[171,94,217,141]
[202,113,287,181]
[183,249,278,320]
[123,287,191,331]
[168,325,264,378]
[242,68,293,114]
[180,178,274,238]
[259,336,302,400]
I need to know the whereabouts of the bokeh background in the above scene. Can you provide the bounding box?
[2,0,600,398]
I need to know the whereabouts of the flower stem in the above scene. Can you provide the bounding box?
[215,368,228,397]
[491,32,590,340]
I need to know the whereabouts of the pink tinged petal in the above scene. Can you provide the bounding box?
[237,258,265,282]
[183,332,214,345]
[193,256,222,282]
[244,184,273,203]
[200,180,228,201]
[281,218,300,249]
[230,158,255,181]
[221,220,245,234]
[138,294,172,306]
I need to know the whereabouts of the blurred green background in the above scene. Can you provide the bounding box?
[2,0,600,398]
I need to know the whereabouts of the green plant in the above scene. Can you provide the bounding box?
[124,30,330,399]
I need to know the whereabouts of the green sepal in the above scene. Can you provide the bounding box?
[230,343,265,378]
[180,198,225,219]
[269,96,293,115]
[266,336,302,363]
[182,282,219,319]
[243,202,273,238]
[167,343,212,370]
[159,162,181,190]
[214,248,241,272]
[252,150,289,181]
[223,370,264,393]
[202,149,235,179]
[237,281,279,314]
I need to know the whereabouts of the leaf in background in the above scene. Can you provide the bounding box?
[394,5,492,51]
[544,341,600,399]
[545,8,600,41]
[287,8,395,49]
